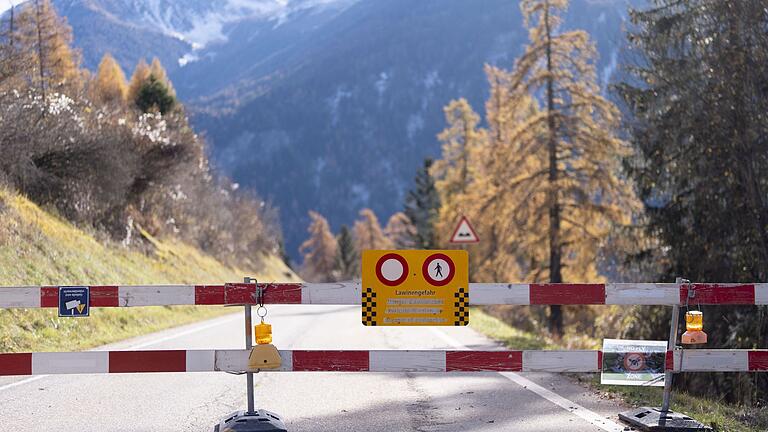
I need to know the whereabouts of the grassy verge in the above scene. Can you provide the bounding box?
[0,188,298,353]
[584,377,767,432]
[470,308,763,432]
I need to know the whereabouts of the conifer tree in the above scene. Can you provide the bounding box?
[470,67,539,282]
[127,58,151,103]
[136,75,176,114]
[619,0,768,405]
[150,57,175,97]
[353,208,392,252]
[384,212,415,249]
[335,225,358,280]
[501,0,639,335]
[15,0,81,98]
[91,53,127,106]
[404,159,441,249]
[299,211,338,282]
[432,98,486,248]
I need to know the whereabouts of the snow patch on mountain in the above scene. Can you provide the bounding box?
[90,0,358,49]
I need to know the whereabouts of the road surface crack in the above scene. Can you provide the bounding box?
[405,373,454,432]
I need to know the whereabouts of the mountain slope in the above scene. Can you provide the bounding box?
[0,186,297,352]
[34,0,637,259]
[185,0,636,257]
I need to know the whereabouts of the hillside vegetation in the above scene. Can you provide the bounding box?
[0,187,297,353]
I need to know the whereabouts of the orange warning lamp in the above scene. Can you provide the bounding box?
[254,321,272,345]
[681,311,707,344]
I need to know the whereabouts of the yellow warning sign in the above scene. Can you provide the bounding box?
[362,250,469,326]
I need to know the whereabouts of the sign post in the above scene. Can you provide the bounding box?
[362,250,469,326]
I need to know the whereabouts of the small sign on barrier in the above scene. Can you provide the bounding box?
[601,339,666,386]
[361,250,469,326]
[58,286,90,317]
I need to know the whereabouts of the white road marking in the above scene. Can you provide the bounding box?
[431,327,626,432]
[0,313,241,392]
[121,314,241,350]
[0,375,46,392]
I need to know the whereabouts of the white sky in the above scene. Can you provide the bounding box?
[1,1,23,15]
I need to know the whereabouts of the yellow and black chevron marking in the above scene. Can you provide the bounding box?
[453,287,469,326]
[362,287,377,326]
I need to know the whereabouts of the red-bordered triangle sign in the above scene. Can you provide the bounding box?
[450,216,479,244]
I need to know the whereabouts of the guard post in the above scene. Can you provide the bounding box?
[212,277,287,432]
[618,278,712,431]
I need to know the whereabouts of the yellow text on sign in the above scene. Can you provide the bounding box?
[361,250,469,326]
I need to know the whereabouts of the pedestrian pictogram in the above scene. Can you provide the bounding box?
[449,216,479,244]
[422,253,455,286]
[362,250,469,326]
[58,286,90,317]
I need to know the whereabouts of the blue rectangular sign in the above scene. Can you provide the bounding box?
[58,286,90,317]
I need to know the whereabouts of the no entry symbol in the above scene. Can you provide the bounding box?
[375,253,409,286]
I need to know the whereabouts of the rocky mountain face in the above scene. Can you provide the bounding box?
[29,0,639,259]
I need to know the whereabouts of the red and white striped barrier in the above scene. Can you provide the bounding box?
[1,282,767,308]
[1,349,766,376]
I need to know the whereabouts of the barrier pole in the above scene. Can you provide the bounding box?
[244,277,256,414]
[662,278,684,412]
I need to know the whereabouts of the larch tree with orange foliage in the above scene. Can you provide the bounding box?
[299,211,338,282]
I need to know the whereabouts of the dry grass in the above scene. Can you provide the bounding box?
[0,187,298,352]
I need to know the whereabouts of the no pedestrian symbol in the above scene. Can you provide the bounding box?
[58,286,90,317]
[362,250,469,326]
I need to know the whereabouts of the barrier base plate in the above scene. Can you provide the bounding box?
[619,407,712,431]
[213,410,288,432]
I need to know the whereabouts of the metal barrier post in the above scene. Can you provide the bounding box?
[618,277,711,431]
[244,276,256,415]
[211,278,287,431]
[661,277,683,412]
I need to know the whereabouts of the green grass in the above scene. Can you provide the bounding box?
[0,188,298,353]
[468,308,556,350]
[470,307,764,432]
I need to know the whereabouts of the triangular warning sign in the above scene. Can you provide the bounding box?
[450,216,479,244]
[77,304,86,314]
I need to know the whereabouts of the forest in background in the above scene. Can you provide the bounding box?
[1,0,767,414]
[0,0,283,271]
[298,0,768,408]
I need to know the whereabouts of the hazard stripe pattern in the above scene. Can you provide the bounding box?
[453,287,469,326]
[1,283,768,308]
[361,287,377,326]
[1,350,766,376]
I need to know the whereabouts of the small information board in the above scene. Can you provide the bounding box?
[601,339,666,386]
[58,286,90,317]
[362,250,469,326]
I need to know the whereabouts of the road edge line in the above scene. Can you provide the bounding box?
[431,327,625,432]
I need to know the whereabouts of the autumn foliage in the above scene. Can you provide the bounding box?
[0,0,280,269]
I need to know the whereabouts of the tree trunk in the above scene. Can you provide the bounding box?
[34,0,46,106]
[543,1,563,337]
[9,5,14,47]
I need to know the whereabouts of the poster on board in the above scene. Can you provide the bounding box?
[601,339,666,387]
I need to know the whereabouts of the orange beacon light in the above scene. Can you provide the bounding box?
[681,310,707,344]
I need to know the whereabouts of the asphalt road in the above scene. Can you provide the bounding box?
[0,305,629,431]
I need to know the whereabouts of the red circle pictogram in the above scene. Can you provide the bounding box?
[375,253,409,286]
[422,253,455,286]
[623,352,646,372]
